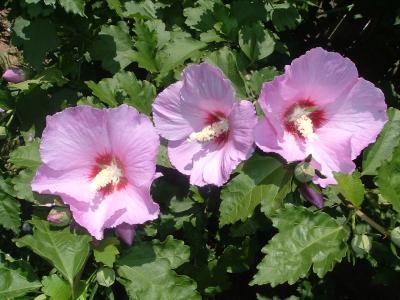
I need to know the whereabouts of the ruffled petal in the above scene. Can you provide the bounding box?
[284,47,358,105]
[40,106,110,171]
[66,193,127,240]
[180,63,235,127]
[190,143,237,187]
[168,139,203,175]
[226,100,257,162]
[152,81,194,140]
[323,78,387,159]
[31,165,93,205]
[106,104,159,188]
[110,186,159,226]
[307,126,355,187]
[255,118,307,162]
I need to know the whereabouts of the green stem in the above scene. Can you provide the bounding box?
[354,209,388,237]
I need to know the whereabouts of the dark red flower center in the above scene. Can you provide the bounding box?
[283,99,326,140]
[89,153,128,195]
[188,111,229,144]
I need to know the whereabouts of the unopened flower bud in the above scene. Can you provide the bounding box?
[115,223,136,245]
[47,207,71,226]
[96,267,115,287]
[294,162,315,183]
[2,67,25,83]
[299,184,323,208]
[351,234,372,256]
[391,227,400,248]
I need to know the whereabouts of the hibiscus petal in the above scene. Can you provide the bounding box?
[112,186,159,226]
[255,118,307,162]
[308,126,355,187]
[31,164,93,206]
[106,104,159,188]
[285,47,359,105]
[190,143,236,187]
[66,193,127,240]
[180,63,235,126]
[168,139,203,175]
[40,106,110,170]
[226,100,257,162]
[152,81,194,140]
[323,78,387,160]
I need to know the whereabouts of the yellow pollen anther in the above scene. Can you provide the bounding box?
[294,115,317,140]
[188,120,229,142]
[89,162,122,192]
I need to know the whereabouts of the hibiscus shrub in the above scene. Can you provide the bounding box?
[1,0,400,299]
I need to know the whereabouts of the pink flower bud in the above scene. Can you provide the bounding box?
[47,207,71,226]
[2,67,25,83]
[115,223,136,245]
[300,184,324,208]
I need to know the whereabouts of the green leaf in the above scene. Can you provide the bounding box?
[123,0,157,19]
[118,235,190,269]
[58,0,86,16]
[133,19,160,72]
[251,205,349,286]
[118,260,201,300]
[90,22,136,73]
[93,237,120,268]
[85,79,119,107]
[156,142,172,168]
[362,108,400,175]
[117,236,197,299]
[12,169,36,202]
[106,0,123,16]
[239,22,275,62]
[184,0,216,32]
[376,145,400,213]
[158,33,206,74]
[247,67,279,95]
[219,155,291,227]
[8,139,41,169]
[205,47,247,98]
[0,262,41,298]
[12,18,60,70]
[231,0,267,25]
[41,274,71,300]
[115,71,156,115]
[86,71,156,113]
[0,191,21,233]
[16,220,91,289]
[333,172,365,207]
[219,237,256,273]
[267,2,301,32]
[9,67,68,92]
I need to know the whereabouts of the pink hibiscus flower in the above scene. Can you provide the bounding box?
[32,104,160,240]
[255,47,387,187]
[153,63,257,186]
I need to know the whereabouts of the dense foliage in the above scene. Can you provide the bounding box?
[1,0,400,299]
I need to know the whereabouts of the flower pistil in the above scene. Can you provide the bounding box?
[188,119,229,142]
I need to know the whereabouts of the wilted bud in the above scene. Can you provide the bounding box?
[2,67,25,83]
[115,223,136,245]
[294,162,315,183]
[96,267,115,287]
[299,184,323,208]
[47,207,71,226]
